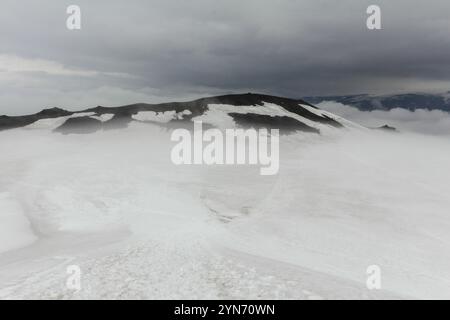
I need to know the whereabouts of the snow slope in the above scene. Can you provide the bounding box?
[0,122,449,299]
[0,193,37,253]
[192,103,346,134]
[24,113,96,130]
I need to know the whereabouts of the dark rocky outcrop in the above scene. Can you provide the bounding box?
[228,113,320,134]
[54,116,102,134]
[373,124,397,132]
[0,107,73,131]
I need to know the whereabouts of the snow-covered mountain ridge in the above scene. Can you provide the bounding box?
[0,93,353,134]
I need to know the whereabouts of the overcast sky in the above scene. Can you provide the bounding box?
[1,0,450,115]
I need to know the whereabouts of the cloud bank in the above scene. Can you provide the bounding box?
[318,101,450,136]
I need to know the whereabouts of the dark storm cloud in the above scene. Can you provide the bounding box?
[1,0,450,114]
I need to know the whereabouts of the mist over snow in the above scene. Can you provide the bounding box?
[1,122,450,299]
[318,101,450,136]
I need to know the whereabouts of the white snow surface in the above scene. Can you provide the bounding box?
[0,124,450,299]
[25,112,97,130]
[91,113,114,122]
[132,110,191,123]
[0,193,37,253]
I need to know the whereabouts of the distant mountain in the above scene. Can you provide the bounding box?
[304,92,450,111]
[373,124,397,132]
[0,93,353,135]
